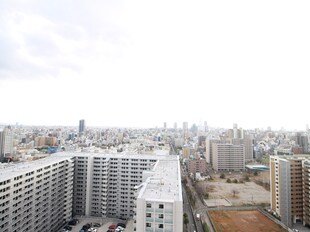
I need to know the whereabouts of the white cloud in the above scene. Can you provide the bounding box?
[0,0,309,130]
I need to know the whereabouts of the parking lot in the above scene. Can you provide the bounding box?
[62,217,134,232]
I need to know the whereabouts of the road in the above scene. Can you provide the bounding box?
[182,186,197,232]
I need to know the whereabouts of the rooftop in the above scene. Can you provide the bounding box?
[0,156,72,181]
[137,157,182,202]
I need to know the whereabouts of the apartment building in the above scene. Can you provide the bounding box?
[135,158,183,232]
[0,152,182,231]
[187,157,207,175]
[0,156,74,232]
[270,156,303,227]
[212,143,245,171]
[205,139,221,165]
[303,159,310,226]
[53,152,181,220]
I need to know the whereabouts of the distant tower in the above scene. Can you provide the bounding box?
[204,121,208,132]
[164,122,167,130]
[0,127,14,160]
[174,122,177,130]
[79,119,85,135]
[183,122,188,140]
[307,124,309,132]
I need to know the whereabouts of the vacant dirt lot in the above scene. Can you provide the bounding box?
[206,171,270,206]
[208,210,287,232]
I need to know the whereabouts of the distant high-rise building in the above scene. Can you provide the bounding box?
[295,132,308,153]
[79,119,85,135]
[228,125,244,139]
[183,122,188,140]
[174,122,177,130]
[306,124,309,132]
[0,127,14,160]
[204,121,208,132]
[164,122,167,129]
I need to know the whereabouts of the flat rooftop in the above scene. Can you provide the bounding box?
[138,157,182,202]
[0,156,72,181]
[53,151,173,160]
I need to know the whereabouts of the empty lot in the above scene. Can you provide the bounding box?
[208,210,287,232]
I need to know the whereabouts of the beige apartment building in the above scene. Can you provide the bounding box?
[212,143,245,171]
[270,156,305,227]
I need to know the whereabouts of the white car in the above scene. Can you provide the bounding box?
[115,226,124,232]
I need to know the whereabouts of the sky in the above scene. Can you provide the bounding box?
[0,0,309,130]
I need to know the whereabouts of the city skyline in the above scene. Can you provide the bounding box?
[0,1,309,131]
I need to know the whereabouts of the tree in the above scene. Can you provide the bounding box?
[220,173,225,179]
[232,188,239,197]
[203,223,209,232]
[183,213,189,229]
[233,179,238,183]
[226,178,231,183]
[244,175,250,182]
[254,171,258,176]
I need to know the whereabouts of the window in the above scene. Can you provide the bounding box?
[159,214,164,219]
[159,224,163,228]
[159,204,164,209]
[146,213,151,217]
[146,203,152,208]
[146,223,151,227]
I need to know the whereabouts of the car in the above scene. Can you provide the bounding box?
[117,222,126,228]
[115,226,124,232]
[106,230,113,232]
[68,219,79,225]
[92,223,101,227]
[108,224,116,229]
[64,225,72,231]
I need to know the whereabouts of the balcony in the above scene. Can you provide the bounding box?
[155,209,164,213]
[165,209,173,214]
[145,228,153,232]
[164,219,173,224]
[155,229,164,232]
[155,218,164,223]
[146,218,153,223]
[146,208,154,213]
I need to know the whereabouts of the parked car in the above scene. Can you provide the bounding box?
[64,225,72,231]
[115,226,124,232]
[108,224,116,230]
[117,222,126,228]
[92,223,101,227]
[68,219,79,225]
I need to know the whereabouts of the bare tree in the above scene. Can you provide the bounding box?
[232,188,239,197]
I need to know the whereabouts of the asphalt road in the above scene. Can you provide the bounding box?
[182,186,197,232]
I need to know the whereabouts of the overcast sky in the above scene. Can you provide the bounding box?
[0,0,309,130]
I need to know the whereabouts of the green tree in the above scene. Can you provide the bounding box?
[233,179,238,183]
[226,178,231,183]
[203,223,209,232]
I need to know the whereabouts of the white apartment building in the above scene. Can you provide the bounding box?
[0,152,183,231]
[53,152,182,220]
[135,157,183,232]
[0,156,74,232]
[212,143,245,171]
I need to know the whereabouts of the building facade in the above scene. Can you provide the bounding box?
[0,156,74,232]
[270,156,304,227]
[0,127,14,160]
[212,143,245,171]
[0,152,183,231]
[134,158,183,232]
